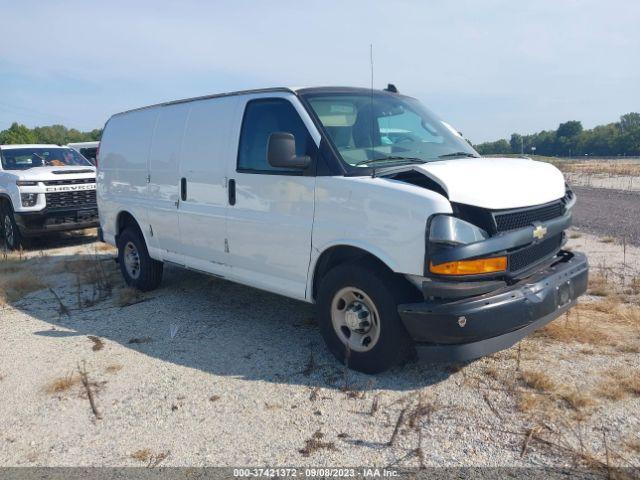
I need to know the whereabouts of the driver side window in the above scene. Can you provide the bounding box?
[237,98,313,174]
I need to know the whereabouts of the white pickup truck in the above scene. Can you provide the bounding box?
[0,144,98,249]
[97,86,588,373]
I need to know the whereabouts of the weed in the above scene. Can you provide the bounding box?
[45,372,79,394]
[597,370,640,400]
[105,364,122,374]
[560,389,594,411]
[128,337,152,344]
[588,273,613,297]
[599,237,616,244]
[299,430,337,457]
[521,370,556,393]
[569,233,582,239]
[209,395,221,402]
[88,336,104,351]
[117,287,143,307]
[0,271,47,304]
[302,347,316,377]
[131,449,152,462]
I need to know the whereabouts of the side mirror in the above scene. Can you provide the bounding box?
[267,132,311,169]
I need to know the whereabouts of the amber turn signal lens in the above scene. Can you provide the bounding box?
[429,256,507,275]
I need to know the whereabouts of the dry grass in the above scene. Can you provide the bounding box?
[299,430,337,457]
[588,273,613,297]
[44,373,79,394]
[559,389,595,411]
[535,310,611,346]
[521,370,556,393]
[94,243,116,253]
[516,392,540,413]
[88,336,104,351]
[131,449,152,462]
[596,369,640,401]
[599,236,616,244]
[559,160,640,176]
[0,270,47,304]
[116,287,143,306]
[105,364,122,374]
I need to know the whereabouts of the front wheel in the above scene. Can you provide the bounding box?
[1,205,24,251]
[317,262,417,374]
[117,227,163,291]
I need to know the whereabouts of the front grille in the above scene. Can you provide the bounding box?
[43,178,95,186]
[494,201,564,232]
[46,190,97,209]
[508,234,563,272]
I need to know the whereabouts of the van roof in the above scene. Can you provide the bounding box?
[112,86,407,117]
[0,144,71,149]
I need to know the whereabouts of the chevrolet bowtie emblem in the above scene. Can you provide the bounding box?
[533,225,548,240]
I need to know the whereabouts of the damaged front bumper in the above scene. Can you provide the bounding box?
[398,251,589,362]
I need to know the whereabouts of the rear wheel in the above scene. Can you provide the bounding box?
[1,204,24,251]
[317,261,418,374]
[117,227,163,291]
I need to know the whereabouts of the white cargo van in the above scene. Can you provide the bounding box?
[0,144,98,249]
[97,87,588,373]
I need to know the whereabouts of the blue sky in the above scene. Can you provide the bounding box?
[0,0,638,142]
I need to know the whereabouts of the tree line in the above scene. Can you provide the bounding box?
[0,122,102,146]
[475,112,640,157]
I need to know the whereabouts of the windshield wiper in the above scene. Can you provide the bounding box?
[355,156,426,167]
[438,152,480,159]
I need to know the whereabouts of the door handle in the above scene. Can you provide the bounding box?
[180,177,187,201]
[228,179,236,206]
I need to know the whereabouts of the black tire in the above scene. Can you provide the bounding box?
[117,227,163,291]
[317,261,419,374]
[1,203,24,251]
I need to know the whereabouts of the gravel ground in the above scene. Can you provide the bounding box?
[0,231,638,470]
[572,186,640,245]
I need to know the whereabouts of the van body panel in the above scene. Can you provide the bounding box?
[414,157,566,209]
[177,95,241,272]
[98,108,158,246]
[308,176,453,297]
[147,102,190,260]
[224,92,321,300]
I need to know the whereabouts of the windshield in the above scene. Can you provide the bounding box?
[0,147,92,171]
[304,93,479,168]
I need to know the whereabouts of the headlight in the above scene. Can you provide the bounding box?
[428,215,507,275]
[21,193,38,207]
[429,215,488,246]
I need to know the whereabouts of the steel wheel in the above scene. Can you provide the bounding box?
[330,287,381,353]
[3,214,14,248]
[123,241,141,279]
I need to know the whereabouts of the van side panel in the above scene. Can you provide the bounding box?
[307,176,453,298]
[98,108,159,246]
[177,95,240,270]
[147,103,191,260]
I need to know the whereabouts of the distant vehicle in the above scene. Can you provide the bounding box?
[68,141,99,165]
[97,86,588,373]
[0,144,98,249]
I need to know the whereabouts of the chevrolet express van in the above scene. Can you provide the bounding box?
[0,144,98,249]
[97,86,588,373]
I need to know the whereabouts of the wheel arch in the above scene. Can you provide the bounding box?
[114,210,143,243]
[310,243,402,301]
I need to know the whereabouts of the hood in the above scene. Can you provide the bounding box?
[407,157,566,210]
[9,165,96,182]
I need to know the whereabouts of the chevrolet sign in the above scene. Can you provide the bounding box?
[45,184,96,193]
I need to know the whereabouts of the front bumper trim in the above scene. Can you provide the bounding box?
[399,251,588,362]
[14,208,99,236]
